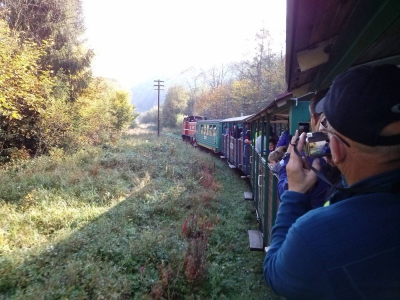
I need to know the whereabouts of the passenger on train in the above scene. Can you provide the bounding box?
[268,139,276,153]
[242,123,252,173]
[255,126,277,154]
[255,127,267,154]
[223,125,229,136]
[270,126,279,144]
[268,147,287,174]
[243,124,252,144]
[276,90,332,208]
[264,64,400,299]
[276,130,290,148]
[232,123,241,139]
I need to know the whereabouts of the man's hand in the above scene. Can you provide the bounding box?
[287,132,321,193]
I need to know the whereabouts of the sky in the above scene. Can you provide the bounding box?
[81,0,287,90]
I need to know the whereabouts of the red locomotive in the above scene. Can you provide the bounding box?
[181,115,203,143]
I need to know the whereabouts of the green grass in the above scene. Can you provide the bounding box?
[0,128,279,299]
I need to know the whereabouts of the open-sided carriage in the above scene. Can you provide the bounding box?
[246,92,311,250]
[221,115,253,176]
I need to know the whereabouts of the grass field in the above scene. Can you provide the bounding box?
[0,126,280,299]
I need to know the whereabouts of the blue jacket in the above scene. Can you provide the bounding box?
[277,156,330,208]
[264,168,400,299]
[276,130,290,148]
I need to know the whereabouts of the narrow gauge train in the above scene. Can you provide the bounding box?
[182,97,310,250]
[182,0,400,252]
[181,115,256,176]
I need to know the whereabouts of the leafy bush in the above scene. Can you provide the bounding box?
[176,113,185,127]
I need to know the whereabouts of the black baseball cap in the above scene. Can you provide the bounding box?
[315,64,400,146]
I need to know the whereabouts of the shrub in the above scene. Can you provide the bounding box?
[182,215,212,284]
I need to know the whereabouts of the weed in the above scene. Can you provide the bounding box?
[182,214,212,285]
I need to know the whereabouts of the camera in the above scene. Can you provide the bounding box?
[298,122,310,135]
[305,132,330,157]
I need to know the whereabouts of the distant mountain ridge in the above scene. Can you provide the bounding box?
[130,79,166,113]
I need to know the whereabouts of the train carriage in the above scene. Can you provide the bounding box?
[246,93,311,248]
[221,115,253,175]
[195,119,223,153]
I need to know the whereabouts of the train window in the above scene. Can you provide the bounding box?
[200,125,204,135]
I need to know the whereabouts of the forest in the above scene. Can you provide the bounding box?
[0,0,137,163]
[140,29,286,128]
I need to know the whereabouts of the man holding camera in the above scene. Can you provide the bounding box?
[263,64,400,299]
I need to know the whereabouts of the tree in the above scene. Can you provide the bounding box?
[36,96,75,154]
[0,0,94,102]
[230,28,286,111]
[74,77,116,145]
[194,85,234,119]
[74,77,138,145]
[0,20,54,157]
[162,86,189,128]
[139,107,158,124]
[203,64,232,90]
[110,90,137,131]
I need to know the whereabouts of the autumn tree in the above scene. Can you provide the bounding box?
[188,28,286,120]
[0,20,54,157]
[0,2,137,160]
[36,96,76,154]
[184,68,204,116]
[194,85,234,119]
[110,90,137,131]
[75,78,130,145]
[203,64,232,90]
[237,28,286,111]
[162,86,189,128]
[139,106,158,124]
[0,0,94,102]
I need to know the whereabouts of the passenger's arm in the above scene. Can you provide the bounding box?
[277,156,289,199]
[263,191,329,298]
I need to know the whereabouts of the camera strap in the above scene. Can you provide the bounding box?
[292,147,400,194]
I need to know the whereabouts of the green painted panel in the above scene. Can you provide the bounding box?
[196,121,223,152]
[289,101,310,135]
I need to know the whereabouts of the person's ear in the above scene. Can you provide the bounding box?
[329,135,347,164]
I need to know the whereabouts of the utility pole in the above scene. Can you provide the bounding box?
[154,79,164,136]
